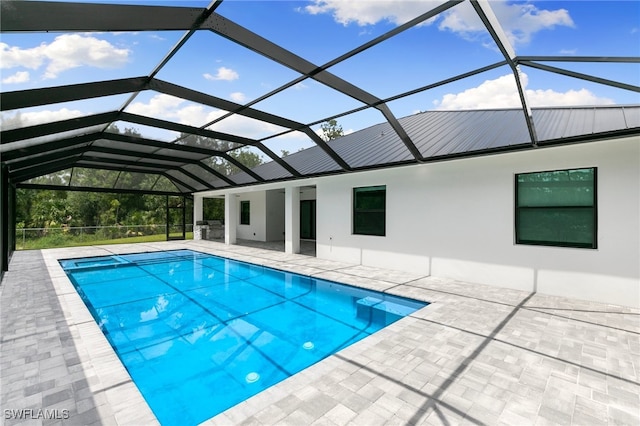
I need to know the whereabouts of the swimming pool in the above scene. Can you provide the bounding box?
[60,249,427,425]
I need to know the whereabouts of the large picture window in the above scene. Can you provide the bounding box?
[353,185,386,236]
[515,167,597,249]
[240,200,250,225]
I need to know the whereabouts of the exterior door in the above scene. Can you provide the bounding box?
[300,200,316,240]
[166,195,186,240]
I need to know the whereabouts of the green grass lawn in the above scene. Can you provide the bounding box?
[16,232,193,250]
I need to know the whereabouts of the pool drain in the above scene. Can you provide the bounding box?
[245,372,260,383]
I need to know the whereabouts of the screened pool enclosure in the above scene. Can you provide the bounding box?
[1,0,639,274]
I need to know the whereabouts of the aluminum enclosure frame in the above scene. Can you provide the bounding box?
[1,0,638,196]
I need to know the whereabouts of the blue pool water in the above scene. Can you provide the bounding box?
[60,249,427,425]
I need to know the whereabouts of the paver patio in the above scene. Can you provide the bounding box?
[1,240,638,425]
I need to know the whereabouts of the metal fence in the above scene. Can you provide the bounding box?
[15,224,194,250]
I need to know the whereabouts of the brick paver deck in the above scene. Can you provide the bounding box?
[1,241,638,425]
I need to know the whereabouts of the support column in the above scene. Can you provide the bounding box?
[225,193,237,245]
[285,186,300,254]
[1,165,8,273]
[193,194,204,240]
[193,194,203,222]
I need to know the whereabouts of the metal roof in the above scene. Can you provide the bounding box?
[1,1,638,195]
[223,105,640,183]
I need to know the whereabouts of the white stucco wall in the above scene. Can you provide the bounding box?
[315,137,640,308]
[236,192,266,241]
[196,136,639,307]
[300,187,316,201]
[265,189,285,241]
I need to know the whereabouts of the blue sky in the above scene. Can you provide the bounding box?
[1,0,639,156]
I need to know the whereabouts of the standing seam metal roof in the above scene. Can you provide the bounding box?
[228,106,640,184]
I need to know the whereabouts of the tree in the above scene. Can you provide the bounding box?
[280,148,305,158]
[16,172,71,229]
[203,198,225,222]
[16,124,180,232]
[176,133,263,176]
[320,119,344,141]
[229,147,263,174]
[16,124,226,238]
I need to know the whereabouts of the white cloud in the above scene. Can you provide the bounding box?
[21,108,86,125]
[127,94,220,130]
[2,71,30,84]
[203,66,239,82]
[305,0,440,26]
[108,31,139,37]
[207,114,288,139]
[127,93,186,118]
[126,93,287,139]
[230,92,246,103]
[0,108,85,130]
[0,43,44,69]
[526,87,613,107]
[177,104,224,128]
[433,73,613,110]
[0,34,130,79]
[305,0,574,47]
[435,74,520,109]
[509,3,574,44]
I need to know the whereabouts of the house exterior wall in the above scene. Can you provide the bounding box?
[300,187,316,201]
[198,136,639,307]
[315,137,639,308]
[265,189,285,241]
[232,188,309,243]
[236,192,266,241]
